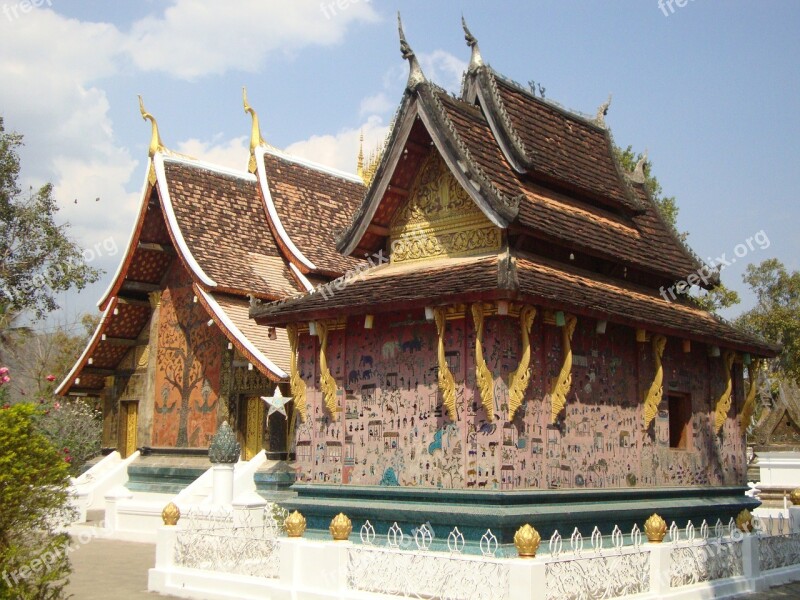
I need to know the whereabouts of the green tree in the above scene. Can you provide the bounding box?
[0,391,74,600]
[736,259,800,384]
[0,117,101,320]
[615,145,740,313]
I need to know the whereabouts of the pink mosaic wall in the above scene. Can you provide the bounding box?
[293,313,745,490]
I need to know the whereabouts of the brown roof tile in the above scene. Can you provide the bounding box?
[262,151,366,276]
[436,90,702,282]
[162,158,300,298]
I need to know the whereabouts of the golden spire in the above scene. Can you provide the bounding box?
[243,86,267,173]
[138,95,165,158]
[356,131,365,182]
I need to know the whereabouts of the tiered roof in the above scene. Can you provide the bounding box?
[253,17,776,358]
[58,102,365,396]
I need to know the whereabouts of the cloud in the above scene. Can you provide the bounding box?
[0,8,139,270]
[125,0,379,80]
[174,135,250,172]
[284,115,389,174]
[359,93,393,117]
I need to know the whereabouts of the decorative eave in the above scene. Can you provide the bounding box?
[55,299,117,395]
[194,285,287,381]
[97,166,154,311]
[336,82,522,257]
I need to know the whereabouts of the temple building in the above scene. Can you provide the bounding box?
[57,93,365,488]
[251,19,779,539]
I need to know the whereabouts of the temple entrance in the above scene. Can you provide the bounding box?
[244,396,265,460]
[119,401,138,458]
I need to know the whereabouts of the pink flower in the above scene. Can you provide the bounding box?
[0,367,8,376]
[0,375,10,384]
[46,374,56,382]
[54,402,61,410]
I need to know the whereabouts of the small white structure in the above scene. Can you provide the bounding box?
[69,450,140,523]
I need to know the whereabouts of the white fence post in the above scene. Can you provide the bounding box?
[508,556,544,600]
[648,541,671,596]
[743,532,767,593]
[147,525,178,592]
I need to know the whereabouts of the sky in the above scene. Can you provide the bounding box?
[1,0,798,331]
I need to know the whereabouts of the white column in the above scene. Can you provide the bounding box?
[211,463,234,505]
[648,542,671,596]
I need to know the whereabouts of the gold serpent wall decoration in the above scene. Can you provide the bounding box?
[740,359,762,430]
[317,321,339,421]
[434,308,458,421]
[550,314,577,424]
[287,324,307,423]
[507,305,537,422]
[643,334,667,431]
[714,350,736,434]
[470,304,495,422]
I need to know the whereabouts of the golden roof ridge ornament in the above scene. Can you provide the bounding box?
[356,130,365,182]
[243,86,267,174]
[397,13,425,90]
[462,15,484,71]
[138,95,165,159]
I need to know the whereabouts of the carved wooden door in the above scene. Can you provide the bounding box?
[244,396,265,460]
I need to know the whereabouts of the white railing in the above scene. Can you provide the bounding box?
[150,509,800,600]
[668,519,744,587]
[544,525,650,600]
[172,504,283,578]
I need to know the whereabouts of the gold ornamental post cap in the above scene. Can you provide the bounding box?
[736,509,753,533]
[285,510,307,538]
[644,513,667,543]
[790,489,800,506]
[329,513,352,541]
[514,524,541,558]
[162,502,180,526]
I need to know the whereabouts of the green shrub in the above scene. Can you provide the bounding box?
[0,396,74,599]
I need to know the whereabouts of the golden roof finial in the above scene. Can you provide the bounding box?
[243,86,267,173]
[356,130,365,182]
[138,95,165,158]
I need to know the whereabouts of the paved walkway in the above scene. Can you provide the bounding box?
[735,580,800,598]
[67,537,178,599]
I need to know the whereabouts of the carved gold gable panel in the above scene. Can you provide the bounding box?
[389,152,501,264]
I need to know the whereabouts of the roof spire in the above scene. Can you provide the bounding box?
[356,130,365,182]
[462,15,483,71]
[243,87,267,174]
[138,95,165,158]
[595,94,612,127]
[397,13,425,90]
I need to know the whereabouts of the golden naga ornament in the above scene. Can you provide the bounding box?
[714,351,736,434]
[285,510,307,538]
[317,321,339,421]
[514,523,541,558]
[286,324,308,422]
[644,513,667,543]
[790,489,800,506]
[507,306,537,422]
[161,502,181,526]
[736,509,753,532]
[643,334,667,430]
[434,308,458,421]
[471,304,495,422]
[329,513,352,541]
[550,314,577,423]
[740,359,763,431]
